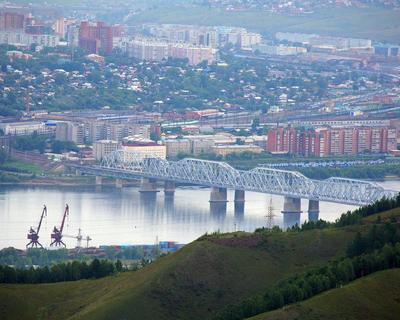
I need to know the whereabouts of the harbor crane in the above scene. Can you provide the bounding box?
[64,229,92,250]
[50,204,69,247]
[26,205,47,248]
[64,228,83,248]
[85,235,92,248]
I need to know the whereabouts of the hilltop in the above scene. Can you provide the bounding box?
[1,205,399,320]
[248,268,400,320]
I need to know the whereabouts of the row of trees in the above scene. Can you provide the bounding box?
[347,222,400,257]
[13,133,47,153]
[299,193,400,231]
[11,133,79,154]
[215,243,400,320]
[336,193,400,227]
[0,245,155,268]
[0,259,123,284]
[255,193,400,234]
[215,224,400,320]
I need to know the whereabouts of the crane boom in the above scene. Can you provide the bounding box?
[27,205,47,248]
[59,204,69,233]
[50,204,69,247]
[36,205,47,234]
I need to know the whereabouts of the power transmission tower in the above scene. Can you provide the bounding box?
[266,198,276,230]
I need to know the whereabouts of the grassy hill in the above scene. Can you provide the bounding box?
[128,6,400,43]
[0,228,356,319]
[248,268,400,320]
[1,207,399,320]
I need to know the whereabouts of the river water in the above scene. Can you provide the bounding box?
[0,180,399,249]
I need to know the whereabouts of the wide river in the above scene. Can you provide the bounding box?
[1,180,399,249]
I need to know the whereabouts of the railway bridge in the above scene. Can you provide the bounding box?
[74,150,397,216]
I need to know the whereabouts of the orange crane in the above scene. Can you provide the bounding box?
[26,205,47,248]
[50,204,69,247]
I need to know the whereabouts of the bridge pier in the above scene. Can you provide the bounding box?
[210,202,227,217]
[282,196,302,214]
[139,178,159,194]
[115,178,123,188]
[234,202,245,215]
[308,199,319,222]
[95,176,102,186]
[283,212,301,230]
[234,190,245,214]
[164,181,176,197]
[234,190,245,203]
[209,187,228,203]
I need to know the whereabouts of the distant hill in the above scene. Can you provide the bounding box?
[0,207,399,320]
[248,268,400,320]
[127,6,400,43]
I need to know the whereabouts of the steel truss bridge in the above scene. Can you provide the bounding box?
[76,150,397,206]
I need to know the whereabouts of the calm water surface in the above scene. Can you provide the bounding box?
[1,180,399,249]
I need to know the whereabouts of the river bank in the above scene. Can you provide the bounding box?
[0,174,141,187]
[1,170,399,187]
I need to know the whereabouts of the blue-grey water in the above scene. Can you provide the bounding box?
[0,180,399,249]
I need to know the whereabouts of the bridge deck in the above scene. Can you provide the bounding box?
[72,151,397,206]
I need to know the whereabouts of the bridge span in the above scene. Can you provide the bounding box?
[74,150,397,216]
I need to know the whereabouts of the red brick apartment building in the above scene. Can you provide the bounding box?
[267,126,398,157]
[78,21,113,55]
[0,12,25,30]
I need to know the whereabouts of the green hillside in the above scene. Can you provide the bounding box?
[0,228,356,320]
[248,268,400,320]
[1,207,399,320]
[128,6,400,43]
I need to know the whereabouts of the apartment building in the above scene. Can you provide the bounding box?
[0,30,59,47]
[254,44,307,56]
[126,38,217,65]
[78,21,113,55]
[239,32,261,49]
[93,140,120,161]
[0,12,25,30]
[0,121,54,136]
[122,137,166,161]
[212,144,263,157]
[267,126,398,157]
[55,121,86,145]
[165,139,191,158]
[146,24,218,48]
[56,121,150,145]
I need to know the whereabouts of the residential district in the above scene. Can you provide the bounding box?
[0,6,399,170]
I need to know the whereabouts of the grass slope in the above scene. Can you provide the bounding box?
[0,228,355,320]
[0,160,43,175]
[1,208,399,320]
[248,268,400,320]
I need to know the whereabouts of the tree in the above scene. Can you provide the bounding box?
[115,260,123,272]
[54,73,68,85]
[266,290,284,309]
[3,266,17,283]
[13,133,47,153]
[347,232,366,257]
[51,140,78,154]
[0,149,7,164]
[71,261,82,280]
[90,258,101,278]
